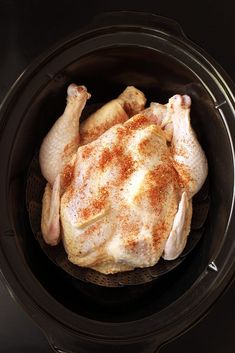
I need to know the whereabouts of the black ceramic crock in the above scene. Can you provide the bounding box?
[0,12,234,353]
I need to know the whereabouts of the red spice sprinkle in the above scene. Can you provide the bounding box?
[64,184,74,200]
[98,147,113,169]
[126,239,138,251]
[81,145,94,159]
[112,145,123,156]
[79,187,109,221]
[172,161,193,190]
[80,207,92,220]
[147,163,179,211]
[119,154,135,181]
[138,138,151,155]
[92,199,104,210]
[152,222,167,247]
[99,186,109,199]
[125,115,149,131]
[63,136,79,158]
[62,164,75,190]
[116,127,126,139]
[82,222,100,237]
[99,143,135,182]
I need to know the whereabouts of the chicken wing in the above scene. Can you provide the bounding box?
[163,192,192,260]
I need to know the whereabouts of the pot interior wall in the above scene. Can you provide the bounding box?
[9,46,233,322]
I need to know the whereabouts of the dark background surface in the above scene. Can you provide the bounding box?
[0,0,234,352]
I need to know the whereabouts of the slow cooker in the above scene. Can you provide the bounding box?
[0,12,234,353]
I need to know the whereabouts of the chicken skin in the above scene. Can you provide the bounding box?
[61,120,180,273]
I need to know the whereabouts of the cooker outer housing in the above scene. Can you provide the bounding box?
[0,12,234,353]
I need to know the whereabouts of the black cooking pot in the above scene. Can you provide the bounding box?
[0,12,234,353]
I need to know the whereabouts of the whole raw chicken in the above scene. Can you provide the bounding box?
[39,84,207,274]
